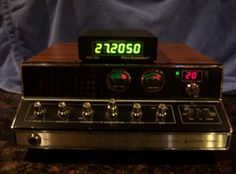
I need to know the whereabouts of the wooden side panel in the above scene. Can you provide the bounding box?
[26,42,219,65]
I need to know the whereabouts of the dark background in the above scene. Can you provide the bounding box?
[0,0,236,173]
[0,0,236,94]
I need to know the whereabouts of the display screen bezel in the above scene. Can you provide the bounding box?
[181,70,203,82]
[92,41,144,57]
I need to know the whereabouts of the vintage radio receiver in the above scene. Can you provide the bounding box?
[11,32,232,150]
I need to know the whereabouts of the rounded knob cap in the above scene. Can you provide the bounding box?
[28,133,41,146]
[106,98,118,120]
[82,102,93,120]
[131,103,143,121]
[185,83,199,98]
[33,101,46,118]
[156,104,167,117]
[57,102,70,119]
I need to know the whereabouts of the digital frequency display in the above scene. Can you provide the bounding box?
[78,30,157,63]
[92,41,143,56]
[182,70,203,82]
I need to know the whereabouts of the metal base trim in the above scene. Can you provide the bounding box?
[15,131,231,150]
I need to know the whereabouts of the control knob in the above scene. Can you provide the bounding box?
[28,133,41,146]
[106,98,118,120]
[82,102,93,120]
[185,83,200,98]
[33,101,46,119]
[57,102,70,119]
[131,103,143,121]
[156,103,167,121]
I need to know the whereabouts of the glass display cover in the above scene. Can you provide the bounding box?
[92,41,143,56]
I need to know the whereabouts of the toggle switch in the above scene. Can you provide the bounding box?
[201,108,210,118]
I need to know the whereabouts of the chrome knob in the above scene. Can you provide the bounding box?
[156,103,167,121]
[82,102,93,120]
[106,98,118,120]
[33,101,46,118]
[57,102,70,119]
[186,83,199,98]
[131,103,142,121]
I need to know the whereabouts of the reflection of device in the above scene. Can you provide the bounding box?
[78,30,157,63]
[11,42,233,150]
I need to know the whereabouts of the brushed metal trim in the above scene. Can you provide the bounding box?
[15,131,231,150]
[22,98,221,103]
[10,100,23,129]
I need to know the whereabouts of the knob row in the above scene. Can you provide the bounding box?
[33,100,169,122]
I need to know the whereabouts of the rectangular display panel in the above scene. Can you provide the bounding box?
[182,70,203,82]
[78,30,157,63]
[92,41,143,56]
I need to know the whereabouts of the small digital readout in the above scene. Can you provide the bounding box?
[92,41,143,56]
[78,30,157,63]
[182,70,203,82]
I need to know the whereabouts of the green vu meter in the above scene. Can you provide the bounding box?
[78,30,157,63]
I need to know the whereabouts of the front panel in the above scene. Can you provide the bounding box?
[11,42,232,150]
[13,99,231,150]
[21,63,222,99]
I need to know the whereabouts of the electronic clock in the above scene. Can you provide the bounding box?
[78,30,157,63]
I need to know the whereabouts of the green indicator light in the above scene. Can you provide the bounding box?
[175,71,180,76]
